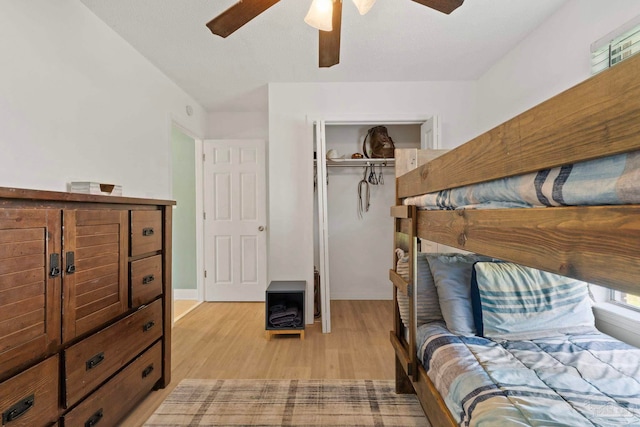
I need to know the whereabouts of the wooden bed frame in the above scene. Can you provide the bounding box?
[389,52,640,426]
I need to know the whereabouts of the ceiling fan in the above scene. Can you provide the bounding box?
[206,0,464,68]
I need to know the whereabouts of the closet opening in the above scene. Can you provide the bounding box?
[313,117,439,333]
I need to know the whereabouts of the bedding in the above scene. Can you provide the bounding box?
[417,322,640,426]
[427,254,488,336]
[471,262,596,340]
[403,150,640,210]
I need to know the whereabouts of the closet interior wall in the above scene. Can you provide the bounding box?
[314,124,420,300]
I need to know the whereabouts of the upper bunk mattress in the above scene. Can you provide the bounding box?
[417,321,640,426]
[403,150,640,210]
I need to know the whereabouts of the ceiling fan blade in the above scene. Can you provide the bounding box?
[319,0,342,67]
[206,0,280,38]
[411,0,464,14]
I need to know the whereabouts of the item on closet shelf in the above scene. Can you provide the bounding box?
[351,153,364,159]
[69,182,122,196]
[326,149,343,159]
[363,126,395,159]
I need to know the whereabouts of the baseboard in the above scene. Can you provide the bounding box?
[174,289,199,300]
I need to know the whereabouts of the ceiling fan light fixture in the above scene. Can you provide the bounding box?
[352,0,376,15]
[304,0,334,31]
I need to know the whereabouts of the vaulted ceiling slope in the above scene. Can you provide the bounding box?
[80,0,567,112]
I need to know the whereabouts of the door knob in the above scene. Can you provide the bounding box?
[258,226,265,232]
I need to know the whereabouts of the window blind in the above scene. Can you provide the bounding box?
[591,18,640,74]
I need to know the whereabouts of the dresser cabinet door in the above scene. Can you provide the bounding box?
[0,209,61,377]
[62,210,128,342]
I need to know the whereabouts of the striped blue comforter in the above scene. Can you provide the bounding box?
[417,322,640,426]
[404,150,640,209]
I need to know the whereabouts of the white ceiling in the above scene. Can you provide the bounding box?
[79,0,567,112]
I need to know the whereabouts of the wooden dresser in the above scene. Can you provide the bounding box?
[0,187,174,427]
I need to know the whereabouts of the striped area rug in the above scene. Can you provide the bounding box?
[144,379,430,426]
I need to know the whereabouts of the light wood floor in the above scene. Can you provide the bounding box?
[122,300,395,426]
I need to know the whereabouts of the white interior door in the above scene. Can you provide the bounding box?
[421,116,441,149]
[203,140,267,301]
[315,120,332,333]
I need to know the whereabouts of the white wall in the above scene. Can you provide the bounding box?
[476,0,640,134]
[206,112,268,139]
[0,1,207,199]
[269,81,477,321]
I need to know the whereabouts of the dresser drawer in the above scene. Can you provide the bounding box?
[130,210,162,257]
[63,342,162,427]
[0,355,58,427]
[63,299,163,407]
[130,255,163,307]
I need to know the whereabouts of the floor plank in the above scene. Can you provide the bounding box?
[122,300,395,426]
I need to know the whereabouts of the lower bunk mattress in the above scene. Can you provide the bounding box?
[417,322,640,426]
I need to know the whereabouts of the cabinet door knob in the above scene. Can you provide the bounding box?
[258,226,265,232]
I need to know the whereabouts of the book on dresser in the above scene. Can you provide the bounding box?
[0,186,174,427]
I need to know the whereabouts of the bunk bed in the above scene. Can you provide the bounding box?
[389,52,640,426]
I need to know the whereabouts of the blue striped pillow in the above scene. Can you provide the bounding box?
[471,262,596,340]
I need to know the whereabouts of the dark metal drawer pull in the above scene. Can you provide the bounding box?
[142,364,154,378]
[142,274,155,284]
[66,251,76,274]
[86,352,105,371]
[142,227,155,236]
[85,408,103,427]
[50,253,61,277]
[143,321,155,332]
[2,394,34,423]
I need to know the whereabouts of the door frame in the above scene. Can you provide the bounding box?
[312,113,440,334]
[169,121,205,324]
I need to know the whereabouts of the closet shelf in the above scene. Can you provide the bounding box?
[315,158,395,167]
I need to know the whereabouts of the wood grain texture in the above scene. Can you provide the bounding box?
[0,209,60,379]
[414,364,457,427]
[415,205,640,294]
[206,0,280,38]
[64,300,163,407]
[0,186,174,206]
[160,205,173,388]
[398,53,640,198]
[63,343,162,427]
[130,210,162,257]
[0,355,59,427]
[63,210,128,341]
[411,0,464,14]
[120,300,395,426]
[130,255,163,307]
[319,0,342,67]
[389,269,410,296]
